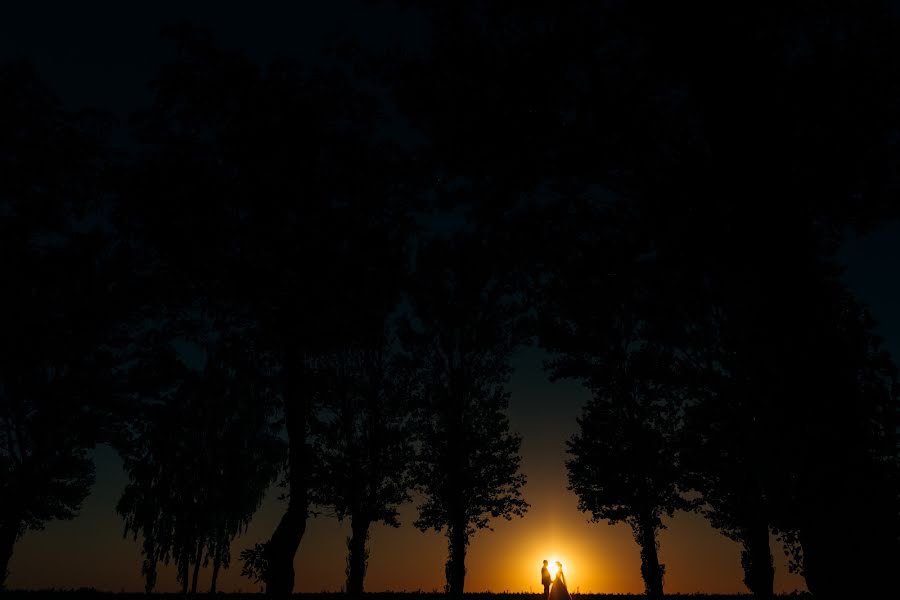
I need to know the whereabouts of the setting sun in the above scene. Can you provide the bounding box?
[545,556,573,581]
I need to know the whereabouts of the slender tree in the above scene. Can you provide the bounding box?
[405,234,529,595]
[117,333,282,593]
[680,374,777,599]
[565,346,689,599]
[309,330,415,595]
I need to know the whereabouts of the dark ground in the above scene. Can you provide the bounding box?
[0,592,816,599]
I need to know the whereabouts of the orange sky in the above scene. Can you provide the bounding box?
[8,349,808,594]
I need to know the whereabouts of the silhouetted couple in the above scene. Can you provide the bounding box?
[541,560,571,600]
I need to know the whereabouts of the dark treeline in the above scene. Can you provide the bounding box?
[2,2,900,599]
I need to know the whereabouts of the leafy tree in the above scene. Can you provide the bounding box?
[671,233,900,599]
[682,381,778,598]
[405,234,529,595]
[124,25,413,596]
[763,277,900,599]
[116,333,282,593]
[565,346,689,599]
[195,338,283,594]
[679,373,777,599]
[309,330,415,595]
[0,62,117,589]
[239,542,269,590]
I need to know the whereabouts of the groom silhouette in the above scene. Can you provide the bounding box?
[541,560,552,600]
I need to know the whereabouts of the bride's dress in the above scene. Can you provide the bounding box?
[550,571,572,600]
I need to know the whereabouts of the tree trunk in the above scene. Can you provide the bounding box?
[191,543,203,594]
[740,520,774,599]
[0,519,20,591]
[636,515,664,599]
[142,558,157,594]
[210,551,221,594]
[445,520,468,595]
[265,363,310,597]
[345,516,371,595]
[799,519,856,600]
[180,557,190,595]
[800,507,896,599]
[265,500,308,597]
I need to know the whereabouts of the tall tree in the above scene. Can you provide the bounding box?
[124,25,414,596]
[405,234,529,595]
[117,332,282,594]
[309,329,415,595]
[661,212,900,600]
[564,345,689,599]
[0,62,117,589]
[764,275,900,599]
[679,370,778,599]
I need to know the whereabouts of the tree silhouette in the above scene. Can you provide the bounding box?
[763,275,900,599]
[404,234,529,595]
[679,369,778,599]
[650,206,900,600]
[564,346,689,599]
[116,333,282,593]
[309,329,415,595]
[121,25,413,595]
[0,61,118,589]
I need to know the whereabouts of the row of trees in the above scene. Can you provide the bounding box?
[0,28,531,595]
[4,2,900,598]
[395,3,900,597]
[553,203,900,599]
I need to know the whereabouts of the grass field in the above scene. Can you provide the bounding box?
[0,592,816,599]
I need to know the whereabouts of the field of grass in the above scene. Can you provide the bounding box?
[0,592,816,599]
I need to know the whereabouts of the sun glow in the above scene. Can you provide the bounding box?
[547,561,559,578]
[545,556,572,581]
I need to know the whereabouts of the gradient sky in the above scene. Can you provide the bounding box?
[4,2,900,594]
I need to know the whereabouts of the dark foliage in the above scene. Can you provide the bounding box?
[566,347,691,599]
[0,62,120,590]
[118,25,414,596]
[309,329,416,595]
[405,234,530,595]
[115,335,282,594]
[3,2,900,596]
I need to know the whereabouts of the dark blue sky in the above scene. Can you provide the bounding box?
[1,1,427,116]
[840,223,900,359]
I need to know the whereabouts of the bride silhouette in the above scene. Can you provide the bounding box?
[549,561,572,600]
